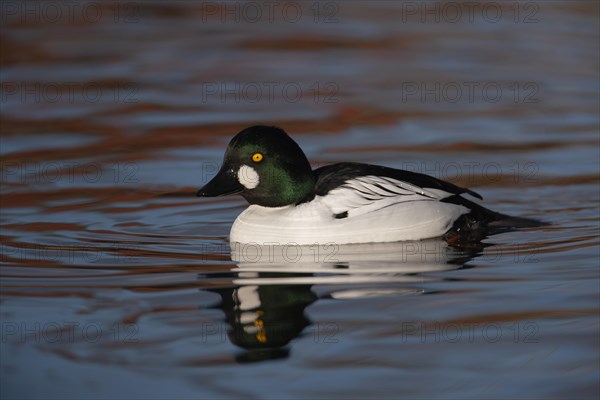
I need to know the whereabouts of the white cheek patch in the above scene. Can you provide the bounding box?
[238,165,259,189]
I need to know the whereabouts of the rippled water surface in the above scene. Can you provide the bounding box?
[1,1,599,399]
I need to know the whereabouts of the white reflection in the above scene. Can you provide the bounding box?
[229,239,478,287]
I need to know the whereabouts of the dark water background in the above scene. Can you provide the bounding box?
[1,1,599,399]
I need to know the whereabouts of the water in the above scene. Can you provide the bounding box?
[1,1,599,399]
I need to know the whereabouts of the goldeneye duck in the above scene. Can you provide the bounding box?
[197,125,543,245]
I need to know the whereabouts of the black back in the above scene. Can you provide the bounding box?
[313,162,483,199]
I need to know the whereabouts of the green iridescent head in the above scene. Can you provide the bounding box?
[197,126,315,207]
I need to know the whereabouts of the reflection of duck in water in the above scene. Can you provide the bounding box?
[207,279,317,362]
[203,239,483,362]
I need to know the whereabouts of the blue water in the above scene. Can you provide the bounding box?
[1,2,599,399]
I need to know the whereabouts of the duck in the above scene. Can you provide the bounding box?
[197,125,543,245]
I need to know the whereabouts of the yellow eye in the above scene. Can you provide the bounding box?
[252,153,263,163]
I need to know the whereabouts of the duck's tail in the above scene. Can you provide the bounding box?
[442,195,548,245]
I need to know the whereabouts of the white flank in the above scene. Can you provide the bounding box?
[238,165,259,189]
[230,199,469,245]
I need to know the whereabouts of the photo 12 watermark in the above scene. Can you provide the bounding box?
[398,161,540,184]
[0,161,139,185]
[199,81,339,104]
[1,1,140,25]
[399,2,540,24]
[1,321,139,344]
[198,1,340,23]
[1,81,140,105]
[1,242,144,266]
[400,81,540,104]
[231,241,341,263]
[400,321,540,344]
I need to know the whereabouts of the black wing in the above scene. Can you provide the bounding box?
[313,162,483,200]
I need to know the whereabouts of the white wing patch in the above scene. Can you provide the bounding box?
[321,175,454,218]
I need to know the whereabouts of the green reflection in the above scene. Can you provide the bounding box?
[208,275,317,362]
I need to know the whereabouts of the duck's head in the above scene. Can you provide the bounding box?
[197,126,315,207]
